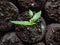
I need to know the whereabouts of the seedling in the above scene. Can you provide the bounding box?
[10,10,42,26]
[29,9,33,17]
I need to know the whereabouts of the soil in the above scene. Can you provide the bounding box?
[15,11,46,43]
[33,42,45,45]
[45,24,60,45]
[0,0,60,45]
[0,1,19,31]
[45,0,60,22]
[0,32,23,45]
[18,0,46,12]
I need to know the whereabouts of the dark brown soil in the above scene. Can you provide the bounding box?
[45,24,60,45]
[18,0,46,12]
[0,0,60,45]
[45,0,60,22]
[0,1,19,31]
[33,42,45,45]
[0,32,23,45]
[15,11,46,43]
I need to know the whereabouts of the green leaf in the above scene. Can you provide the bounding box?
[30,11,42,22]
[29,10,33,17]
[10,21,36,26]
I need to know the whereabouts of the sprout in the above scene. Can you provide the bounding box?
[29,9,33,17]
[10,10,42,26]
[10,21,36,26]
[30,11,41,22]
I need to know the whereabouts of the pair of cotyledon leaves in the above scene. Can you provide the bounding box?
[10,10,42,26]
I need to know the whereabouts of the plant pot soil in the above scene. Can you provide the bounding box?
[18,0,46,12]
[0,32,23,45]
[45,24,60,45]
[33,42,45,45]
[0,1,19,31]
[45,0,60,22]
[15,11,46,43]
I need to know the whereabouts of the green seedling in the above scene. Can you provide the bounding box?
[10,10,42,26]
[29,9,33,17]
[10,21,36,26]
